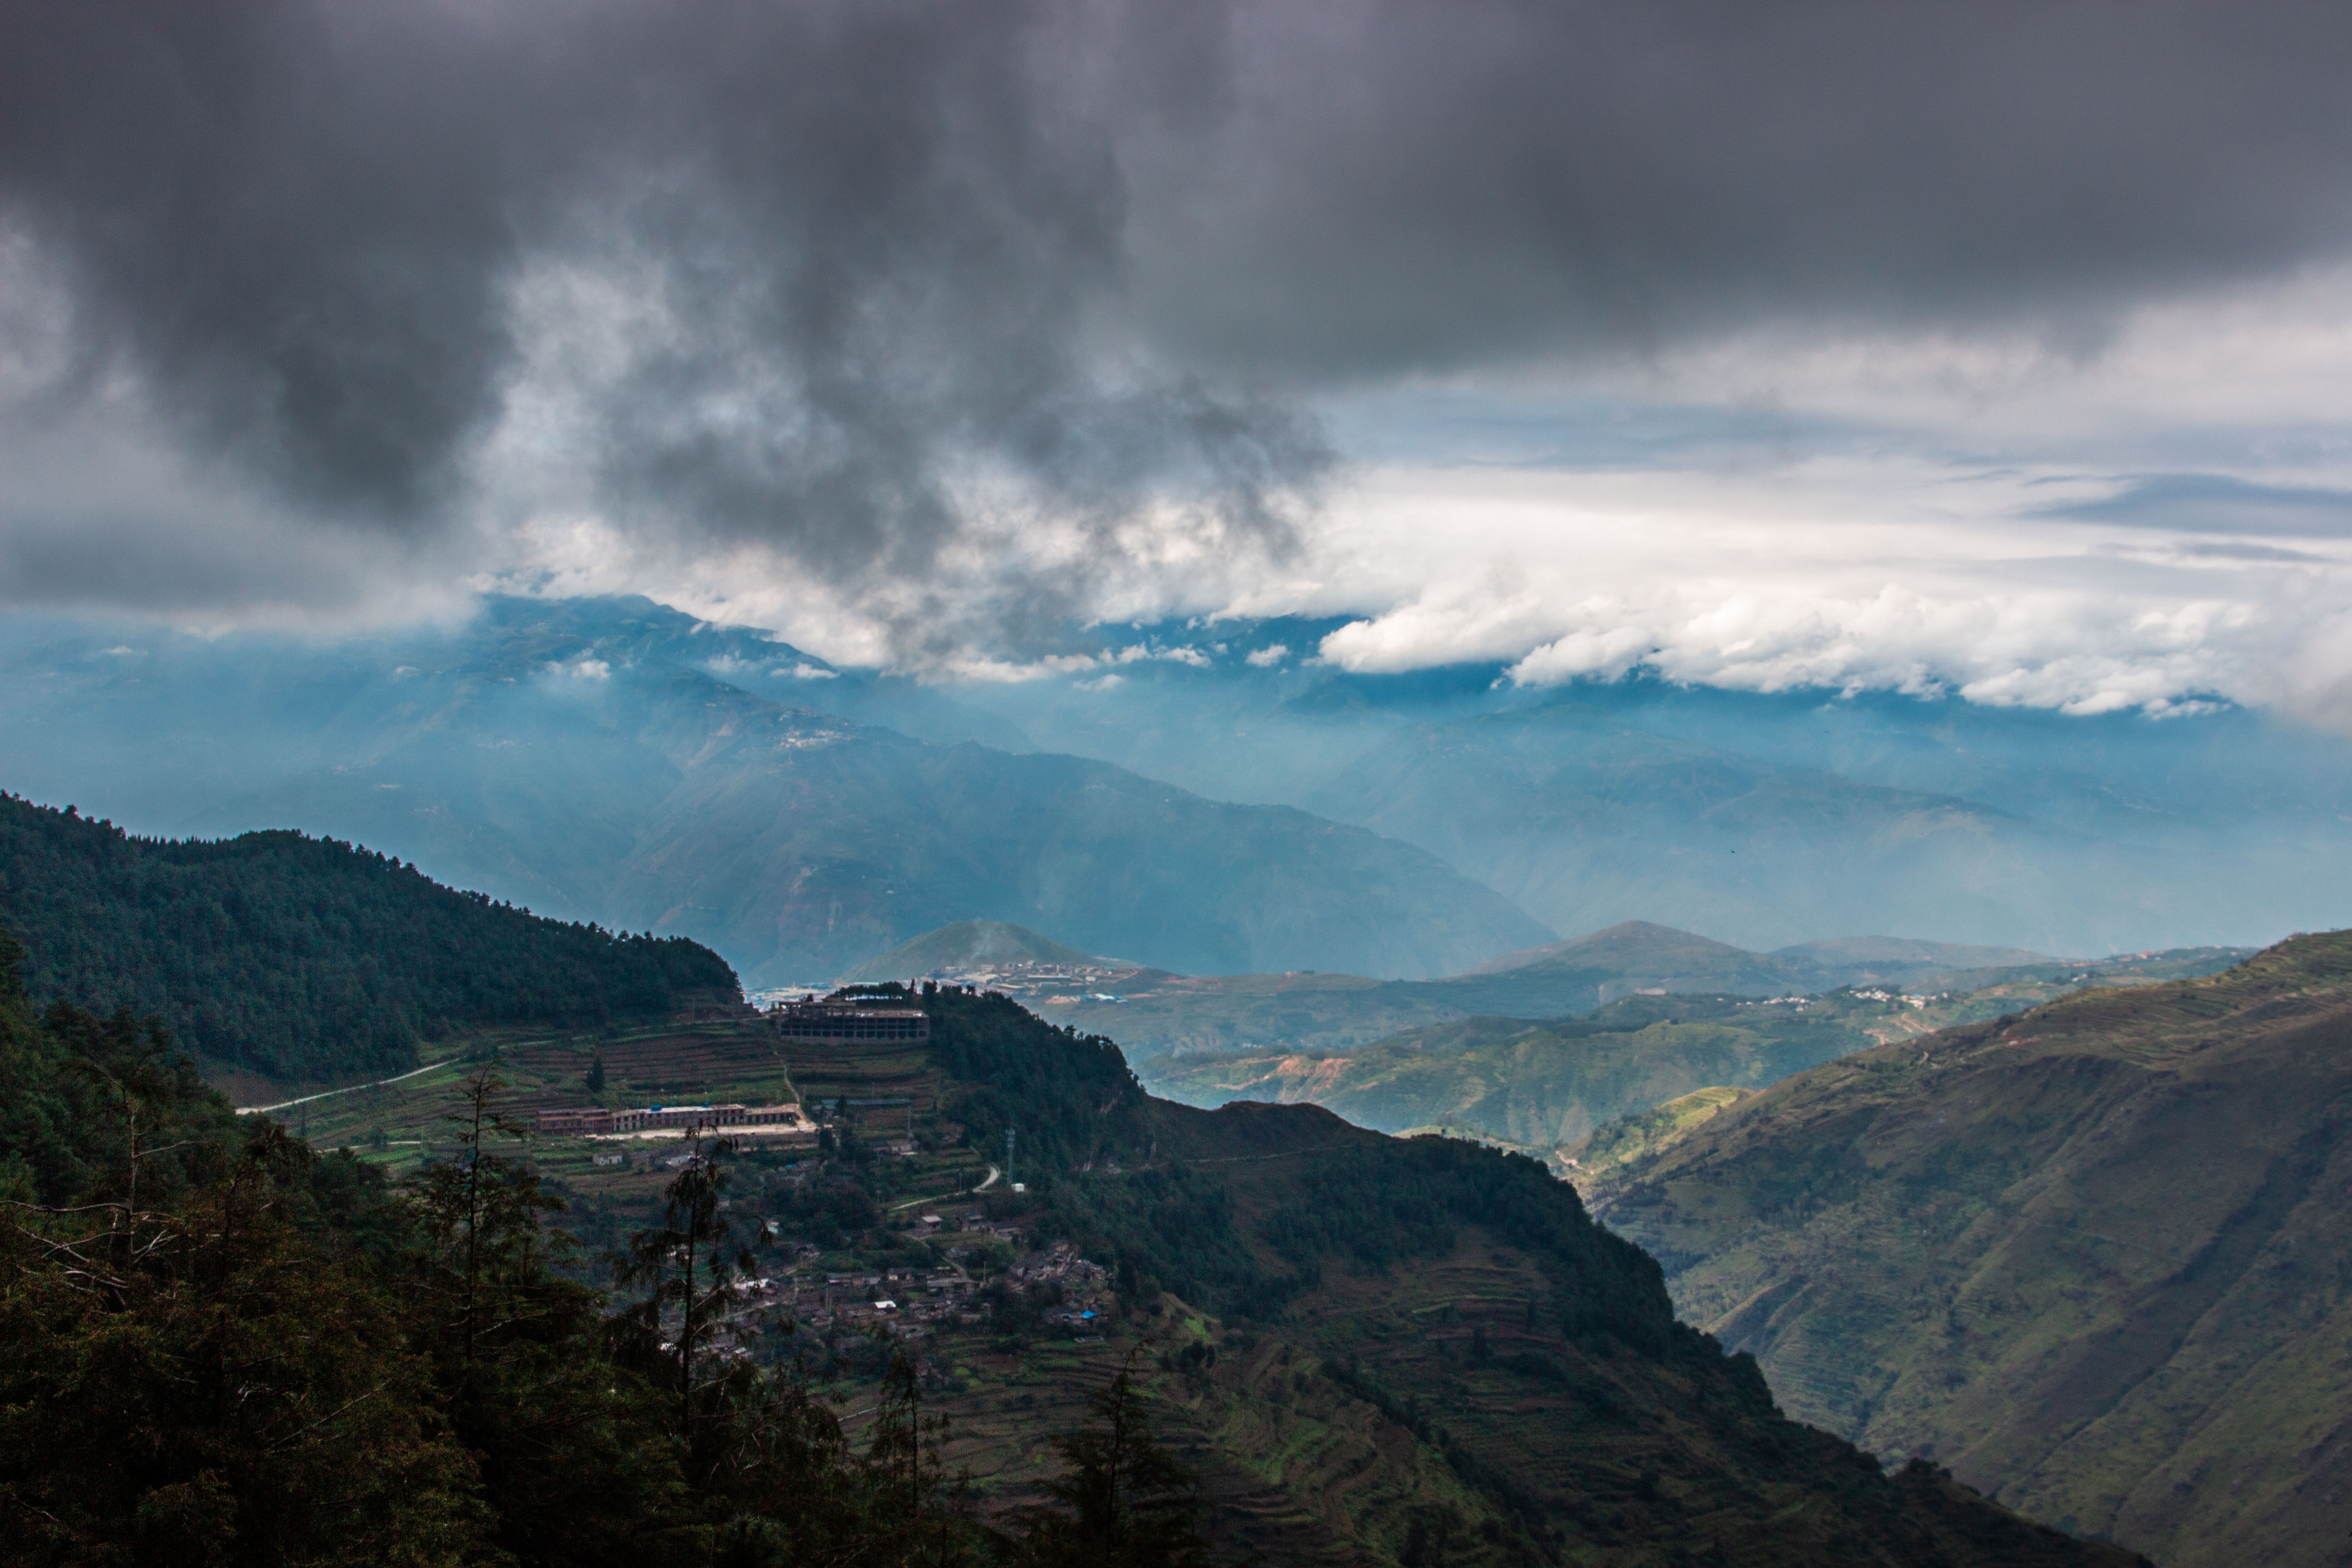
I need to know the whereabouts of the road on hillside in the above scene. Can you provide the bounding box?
[235,1055,475,1117]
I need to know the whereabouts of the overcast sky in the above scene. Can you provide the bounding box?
[9,0,2352,720]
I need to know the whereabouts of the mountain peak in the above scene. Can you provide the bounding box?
[1467,919,1747,976]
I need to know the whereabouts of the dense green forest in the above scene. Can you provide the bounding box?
[0,923,1190,1567]
[0,794,739,1079]
[916,983,1152,1167]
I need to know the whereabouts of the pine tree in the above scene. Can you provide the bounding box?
[1009,1359,1211,1568]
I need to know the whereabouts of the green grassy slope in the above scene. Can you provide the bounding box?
[1586,932,2352,1566]
[1134,995,1880,1158]
[0,794,739,1081]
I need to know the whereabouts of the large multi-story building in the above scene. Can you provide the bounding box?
[772,996,931,1046]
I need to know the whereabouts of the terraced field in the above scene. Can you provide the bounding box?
[774,1033,943,1112]
[255,1021,797,1189]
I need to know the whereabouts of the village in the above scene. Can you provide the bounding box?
[693,1208,1119,1382]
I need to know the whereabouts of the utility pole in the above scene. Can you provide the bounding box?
[1005,1126,1016,1189]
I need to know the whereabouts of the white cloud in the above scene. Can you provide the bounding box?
[1107,643,1212,668]
[1246,643,1289,666]
[1295,455,2352,719]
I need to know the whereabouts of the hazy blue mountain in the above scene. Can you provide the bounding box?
[0,599,1547,986]
[942,638,2352,954]
[1769,935,2056,971]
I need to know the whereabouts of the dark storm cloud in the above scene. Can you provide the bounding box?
[5,0,2352,605]
[0,0,1321,593]
[1139,2,2352,374]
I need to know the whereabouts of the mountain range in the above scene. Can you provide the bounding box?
[7,596,2351,991]
[0,600,1545,988]
[1583,935,2352,1567]
[945,630,2352,955]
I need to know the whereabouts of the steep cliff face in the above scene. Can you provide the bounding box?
[1589,933,2352,1566]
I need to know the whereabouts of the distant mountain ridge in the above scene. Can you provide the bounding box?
[951,645,2352,955]
[1038,920,2234,1062]
[839,920,1102,982]
[1470,920,1792,978]
[1586,933,2352,1567]
[1770,935,2056,970]
[1137,990,1888,1155]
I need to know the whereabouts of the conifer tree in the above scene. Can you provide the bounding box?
[1009,1359,1211,1568]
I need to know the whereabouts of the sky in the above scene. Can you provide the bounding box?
[9,1,2352,724]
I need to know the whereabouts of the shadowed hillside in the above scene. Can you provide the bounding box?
[1587,932,2352,1566]
[904,987,2146,1567]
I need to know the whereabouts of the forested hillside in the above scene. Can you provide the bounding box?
[1587,934,2352,1566]
[0,794,738,1080]
[0,925,1178,1568]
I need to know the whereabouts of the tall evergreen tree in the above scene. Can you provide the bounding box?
[1008,1361,1212,1568]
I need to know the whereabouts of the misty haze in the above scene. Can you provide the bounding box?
[2,4,2349,1565]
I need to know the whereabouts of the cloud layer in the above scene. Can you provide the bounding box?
[7,0,2352,706]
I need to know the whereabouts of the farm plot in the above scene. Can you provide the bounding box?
[573,1024,799,1101]
[779,1034,942,1112]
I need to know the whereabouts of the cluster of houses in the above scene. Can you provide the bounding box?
[1005,1241,1113,1330]
[698,1215,1116,1348]
[740,1266,983,1340]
